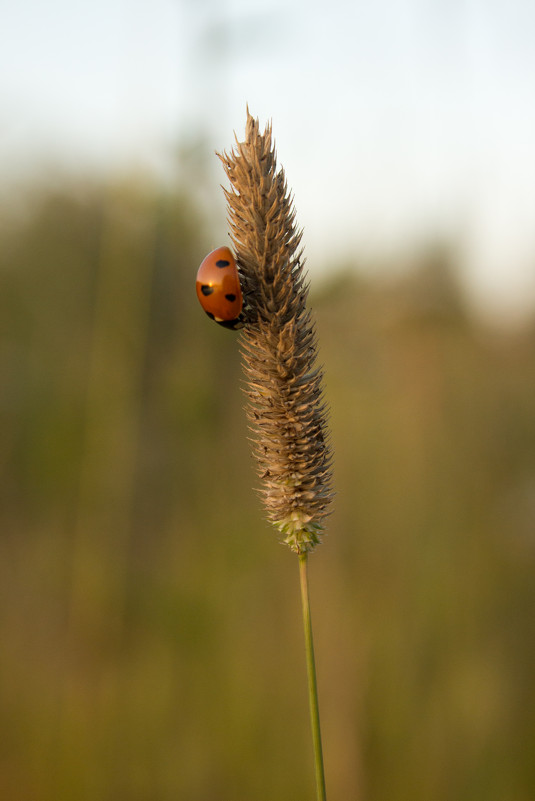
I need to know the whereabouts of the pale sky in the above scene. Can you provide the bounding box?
[2,0,535,321]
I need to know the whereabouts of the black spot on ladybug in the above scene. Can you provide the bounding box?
[225,293,237,302]
[215,259,230,268]
[205,311,215,320]
[201,285,214,296]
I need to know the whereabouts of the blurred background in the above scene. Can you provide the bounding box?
[1,1,535,799]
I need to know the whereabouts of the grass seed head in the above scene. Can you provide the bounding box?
[219,111,333,553]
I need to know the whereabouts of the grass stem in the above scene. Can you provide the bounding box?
[299,553,327,801]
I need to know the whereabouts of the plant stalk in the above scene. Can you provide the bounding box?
[299,552,327,801]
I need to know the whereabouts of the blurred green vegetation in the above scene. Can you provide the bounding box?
[1,172,534,801]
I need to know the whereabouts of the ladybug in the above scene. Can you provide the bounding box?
[196,246,245,330]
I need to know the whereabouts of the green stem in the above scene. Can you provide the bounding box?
[298,552,327,801]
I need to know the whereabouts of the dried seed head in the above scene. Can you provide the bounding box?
[219,111,333,553]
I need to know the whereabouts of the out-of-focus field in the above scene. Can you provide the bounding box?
[1,174,534,801]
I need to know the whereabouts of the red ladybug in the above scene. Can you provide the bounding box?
[196,246,245,330]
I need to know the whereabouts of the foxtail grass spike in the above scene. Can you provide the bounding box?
[219,111,333,554]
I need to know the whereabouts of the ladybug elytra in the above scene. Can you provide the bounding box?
[196,246,245,330]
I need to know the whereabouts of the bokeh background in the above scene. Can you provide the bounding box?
[1,2,535,800]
